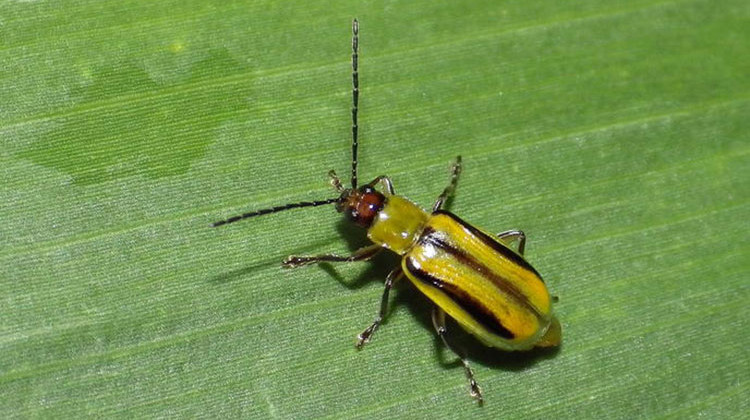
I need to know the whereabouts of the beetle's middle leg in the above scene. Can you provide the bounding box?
[356,266,403,348]
[432,155,462,212]
[432,306,483,403]
[283,243,382,268]
[497,230,526,255]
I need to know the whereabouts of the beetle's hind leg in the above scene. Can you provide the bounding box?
[356,267,403,348]
[497,229,526,255]
[432,156,462,212]
[283,243,382,268]
[432,306,483,403]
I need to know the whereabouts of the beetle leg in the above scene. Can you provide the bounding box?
[366,175,395,195]
[432,156,462,212]
[283,244,382,268]
[356,266,403,348]
[432,306,483,403]
[497,229,526,255]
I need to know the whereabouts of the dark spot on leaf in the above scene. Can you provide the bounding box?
[20,49,253,185]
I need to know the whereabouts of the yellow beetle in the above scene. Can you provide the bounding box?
[212,19,561,403]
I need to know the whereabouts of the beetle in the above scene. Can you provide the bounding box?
[211,19,561,402]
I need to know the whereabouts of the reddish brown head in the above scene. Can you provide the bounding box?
[336,185,386,228]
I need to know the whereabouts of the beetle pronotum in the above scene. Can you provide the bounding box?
[212,19,561,402]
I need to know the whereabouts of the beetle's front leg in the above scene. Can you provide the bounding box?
[366,175,395,195]
[356,266,403,348]
[497,229,526,255]
[432,306,483,403]
[283,243,382,268]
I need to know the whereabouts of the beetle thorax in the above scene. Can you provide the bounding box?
[367,195,430,255]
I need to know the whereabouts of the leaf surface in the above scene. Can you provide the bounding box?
[1,0,748,418]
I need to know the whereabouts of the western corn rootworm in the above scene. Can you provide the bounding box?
[212,19,561,403]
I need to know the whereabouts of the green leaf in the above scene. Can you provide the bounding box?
[2,0,747,418]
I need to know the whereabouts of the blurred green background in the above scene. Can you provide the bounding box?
[1,0,747,418]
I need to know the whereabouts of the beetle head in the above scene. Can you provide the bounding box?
[336,185,385,228]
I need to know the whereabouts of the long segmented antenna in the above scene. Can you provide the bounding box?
[351,18,359,189]
[211,198,339,227]
[212,20,358,228]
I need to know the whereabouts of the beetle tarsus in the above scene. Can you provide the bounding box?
[355,267,402,349]
[282,256,313,268]
[466,364,483,404]
[432,306,486,402]
[356,322,379,348]
[432,155,463,212]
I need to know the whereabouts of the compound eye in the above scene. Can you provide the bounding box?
[351,190,385,227]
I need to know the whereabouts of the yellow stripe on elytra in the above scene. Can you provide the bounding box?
[428,214,551,316]
[400,213,553,349]
[409,240,542,344]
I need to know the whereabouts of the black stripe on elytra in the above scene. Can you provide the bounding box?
[433,210,542,279]
[420,224,543,320]
[405,258,515,339]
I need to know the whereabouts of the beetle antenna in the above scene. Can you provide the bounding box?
[351,18,359,189]
[211,198,339,227]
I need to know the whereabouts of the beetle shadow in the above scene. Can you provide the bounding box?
[205,216,385,286]
[207,258,280,284]
[205,222,359,285]
[391,277,560,374]
[315,218,398,289]
[318,218,560,372]
[430,317,561,373]
[209,213,561,373]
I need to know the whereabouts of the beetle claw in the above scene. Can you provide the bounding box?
[282,256,309,268]
[470,380,483,404]
[355,335,368,349]
[356,322,379,349]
